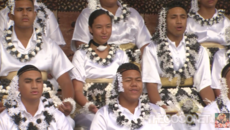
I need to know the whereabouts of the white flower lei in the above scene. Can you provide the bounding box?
[188,9,225,26]
[156,33,200,85]
[4,76,56,130]
[87,0,130,23]
[80,44,119,66]
[3,24,43,63]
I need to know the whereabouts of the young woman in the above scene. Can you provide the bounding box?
[70,9,129,129]
[90,63,174,130]
[0,65,73,130]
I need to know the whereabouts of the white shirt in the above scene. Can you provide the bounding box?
[142,36,211,91]
[70,47,129,82]
[0,6,66,45]
[90,102,174,130]
[0,27,73,79]
[0,99,73,130]
[199,101,230,130]
[71,2,151,51]
[186,10,230,45]
[211,49,227,89]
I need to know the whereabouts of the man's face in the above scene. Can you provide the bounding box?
[199,0,218,8]
[100,0,117,7]
[9,0,36,29]
[18,70,43,101]
[166,7,187,38]
[119,70,143,102]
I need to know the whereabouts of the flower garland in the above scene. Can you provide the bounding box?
[4,76,56,130]
[4,25,43,63]
[88,0,130,23]
[225,26,230,62]
[156,33,200,85]
[108,93,151,130]
[188,9,225,26]
[36,2,49,34]
[80,44,119,66]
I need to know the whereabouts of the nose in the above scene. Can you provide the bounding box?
[102,27,107,34]
[22,9,28,15]
[31,81,38,89]
[176,17,182,24]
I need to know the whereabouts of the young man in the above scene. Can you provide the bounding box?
[90,63,173,130]
[0,0,66,45]
[0,0,75,121]
[0,65,73,130]
[142,2,215,129]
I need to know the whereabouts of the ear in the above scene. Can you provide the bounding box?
[89,26,93,35]
[8,13,14,21]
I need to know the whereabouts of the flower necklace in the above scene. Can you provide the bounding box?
[108,94,151,130]
[5,96,55,130]
[156,33,200,85]
[80,43,119,66]
[36,2,49,34]
[88,0,130,23]
[4,25,43,63]
[188,9,225,26]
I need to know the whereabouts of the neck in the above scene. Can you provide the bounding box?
[167,34,183,47]
[21,98,40,116]
[14,26,33,48]
[101,2,119,15]
[198,7,216,19]
[118,97,139,114]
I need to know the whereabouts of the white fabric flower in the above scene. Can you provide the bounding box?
[35,47,40,51]
[122,10,127,14]
[25,55,29,60]
[179,69,183,72]
[107,55,111,59]
[120,15,124,19]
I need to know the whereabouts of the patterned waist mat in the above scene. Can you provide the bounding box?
[161,77,193,87]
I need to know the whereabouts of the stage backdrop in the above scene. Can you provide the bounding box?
[0,0,229,60]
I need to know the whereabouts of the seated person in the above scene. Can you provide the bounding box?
[0,65,72,130]
[70,9,128,129]
[142,2,215,129]
[90,63,174,130]
[71,0,152,62]
[0,0,75,127]
[0,0,66,45]
[187,0,230,45]
[200,63,230,130]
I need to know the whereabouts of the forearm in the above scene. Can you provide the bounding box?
[57,73,74,99]
[146,83,161,104]
[213,89,221,98]
[199,86,215,105]
[73,79,88,106]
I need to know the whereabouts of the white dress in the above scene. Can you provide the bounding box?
[0,5,66,46]
[71,2,151,51]
[211,49,228,89]
[186,9,230,45]
[0,98,73,130]
[90,102,174,130]
[0,27,73,80]
[70,45,129,130]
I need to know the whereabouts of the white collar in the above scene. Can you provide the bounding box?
[11,27,37,45]
[18,99,44,117]
[117,99,142,116]
[167,34,186,47]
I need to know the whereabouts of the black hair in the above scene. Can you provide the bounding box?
[221,63,230,78]
[165,1,188,14]
[15,0,34,4]
[17,65,41,76]
[117,63,140,74]
[88,9,112,27]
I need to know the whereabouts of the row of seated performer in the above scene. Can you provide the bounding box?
[0,0,230,130]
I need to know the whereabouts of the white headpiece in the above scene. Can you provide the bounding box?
[190,0,199,12]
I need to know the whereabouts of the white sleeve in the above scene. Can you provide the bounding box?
[50,41,73,79]
[70,50,86,83]
[71,9,91,44]
[90,108,107,130]
[46,11,66,46]
[131,8,151,48]
[142,43,161,89]
[0,13,5,36]
[120,50,129,64]
[211,49,227,89]
[194,46,212,92]
[55,110,73,130]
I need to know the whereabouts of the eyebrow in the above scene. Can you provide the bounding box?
[24,77,42,81]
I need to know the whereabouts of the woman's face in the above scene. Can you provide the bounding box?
[89,14,112,45]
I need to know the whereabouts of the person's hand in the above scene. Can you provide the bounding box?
[58,102,72,116]
[0,102,5,113]
[161,104,168,109]
[88,104,98,114]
